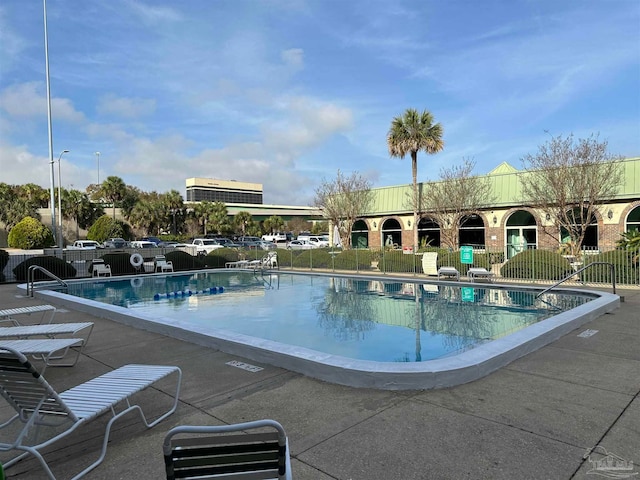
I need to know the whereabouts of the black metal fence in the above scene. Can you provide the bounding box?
[1,244,638,287]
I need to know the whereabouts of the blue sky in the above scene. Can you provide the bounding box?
[1,0,639,206]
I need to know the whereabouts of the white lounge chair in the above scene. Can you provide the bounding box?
[163,419,292,480]
[0,338,84,371]
[154,255,174,273]
[468,267,496,282]
[0,321,94,351]
[0,305,57,326]
[91,259,112,277]
[421,252,438,276]
[437,267,460,281]
[0,348,182,480]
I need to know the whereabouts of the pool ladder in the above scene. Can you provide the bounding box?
[27,265,68,297]
[535,262,616,298]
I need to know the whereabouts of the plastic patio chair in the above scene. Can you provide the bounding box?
[154,255,174,273]
[163,419,292,480]
[0,347,182,479]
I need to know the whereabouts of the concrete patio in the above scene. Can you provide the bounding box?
[0,282,638,479]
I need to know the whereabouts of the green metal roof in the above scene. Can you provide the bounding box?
[364,157,640,215]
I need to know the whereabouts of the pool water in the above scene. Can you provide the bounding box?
[65,272,593,363]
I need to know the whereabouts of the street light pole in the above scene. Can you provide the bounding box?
[43,0,56,241]
[57,150,69,248]
[95,151,100,185]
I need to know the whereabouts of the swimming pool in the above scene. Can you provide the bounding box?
[35,271,619,390]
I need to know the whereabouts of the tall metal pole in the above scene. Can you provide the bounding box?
[95,151,101,185]
[44,0,56,243]
[57,150,69,248]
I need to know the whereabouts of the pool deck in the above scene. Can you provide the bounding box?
[1,282,638,479]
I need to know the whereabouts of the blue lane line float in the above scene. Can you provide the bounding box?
[154,286,224,300]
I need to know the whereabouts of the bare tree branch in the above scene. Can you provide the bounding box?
[420,159,495,249]
[520,134,624,255]
[314,170,373,248]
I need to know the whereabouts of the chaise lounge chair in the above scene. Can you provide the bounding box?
[437,267,460,281]
[421,252,438,276]
[467,267,496,282]
[0,338,85,372]
[0,322,94,361]
[163,419,292,480]
[0,348,182,479]
[0,305,57,326]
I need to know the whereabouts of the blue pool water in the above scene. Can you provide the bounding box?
[64,271,594,363]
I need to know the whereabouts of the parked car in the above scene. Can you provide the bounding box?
[67,240,103,250]
[103,238,127,248]
[142,236,162,245]
[307,236,330,248]
[215,238,242,248]
[191,238,224,254]
[286,240,316,250]
[257,240,277,251]
[130,240,156,249]
[261,233,287,243]
[236,240,261,250]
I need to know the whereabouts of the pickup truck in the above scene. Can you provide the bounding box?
[191,238,224,255]
[261,233,287,243]
[67,240,103,250]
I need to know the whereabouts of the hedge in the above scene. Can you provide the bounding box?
[13,256,77,282]
[581,250,639,285]
[501,250,574,281]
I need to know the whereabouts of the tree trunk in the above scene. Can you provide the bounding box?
[411,151,419,248]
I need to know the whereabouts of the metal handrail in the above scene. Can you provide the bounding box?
[27,265,68,297]
[535,262,616,298]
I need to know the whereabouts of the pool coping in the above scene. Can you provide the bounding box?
[25,270,620,390]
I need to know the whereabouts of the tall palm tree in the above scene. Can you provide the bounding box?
[387,108,444,247]
[100,176,127,219]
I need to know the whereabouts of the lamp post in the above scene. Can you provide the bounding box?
[95,151,100,185]
[57,150,69,248]
[44,0,56,241]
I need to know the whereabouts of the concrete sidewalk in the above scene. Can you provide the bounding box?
[0,283,638,479]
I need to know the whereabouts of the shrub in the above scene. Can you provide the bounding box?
[13,256,77,282]
[166,250,207,271]
[7,217,55,249]
[378,250,419,273]
[292,249,333,269]
[332,249,374,271]
[581,250,639,285]
[87,216,131,243]
[204,248,240,268]
[501,250,573,281]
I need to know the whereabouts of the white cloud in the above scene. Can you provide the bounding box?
[97,94,156,118]
[0,82,85,123]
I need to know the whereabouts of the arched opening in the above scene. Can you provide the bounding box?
[351,220,369,249]
[418,217,440,248]
[459,214,485,248]
[560,208,598,250]
[505,210,537,259]
[626,205,640,232]
[381,218,402,248]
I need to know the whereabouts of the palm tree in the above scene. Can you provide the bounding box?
[162,190,184,235]
[387,108,444,247]
[100,176,127,219]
